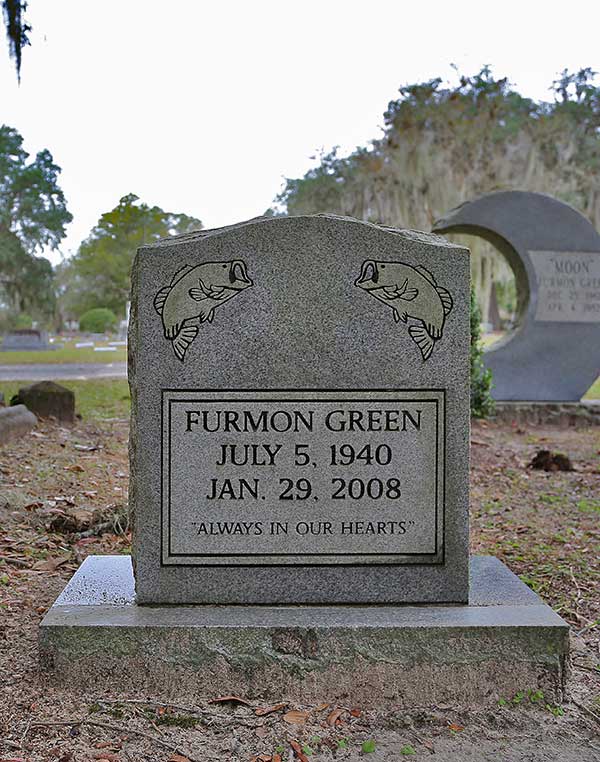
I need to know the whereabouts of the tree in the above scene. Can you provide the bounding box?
[470,286,494,418]
[61,194,202,318]
[274,67,600,334]
[0,125,71,322]
[2,0,30,80]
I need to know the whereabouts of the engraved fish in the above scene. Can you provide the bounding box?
[154,260,253,361]
[355,259,453,360]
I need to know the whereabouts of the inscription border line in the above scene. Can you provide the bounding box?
[161,389,446,566]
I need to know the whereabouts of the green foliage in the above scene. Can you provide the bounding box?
[0,378,130,420]
[361,739,377,753]
[274,66,600,337]
[13,312,31,328]
[470,286,495,418]
[61,193,202,319]
[0,125,71,322]
[400,745,416,755]
[155,713,198,728]
[79,307,117,334]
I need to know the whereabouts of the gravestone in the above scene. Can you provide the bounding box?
[433,191,600,401]
[130,215,470,604]
[0,405,37,444]
[11,381,75,423]
[1,328,52,351]
[40,215,568,704]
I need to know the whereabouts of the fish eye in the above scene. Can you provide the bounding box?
[222,264,227,268]
[381,264,385,269]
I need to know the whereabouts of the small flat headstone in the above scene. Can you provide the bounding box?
[11,380,75,423]
[0,404,37,444]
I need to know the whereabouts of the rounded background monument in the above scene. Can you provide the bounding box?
[433,191,600,402]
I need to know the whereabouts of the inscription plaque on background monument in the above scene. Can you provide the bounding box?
[129,215,470,604]
[529,251,600,322]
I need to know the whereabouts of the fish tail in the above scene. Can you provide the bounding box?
[154,286,171,315]
[408,325,435,361]
[172,324,198,362]
[436,286,453,316]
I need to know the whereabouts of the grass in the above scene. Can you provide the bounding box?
[584,377,600,399]
[0,378,130,420]
[0,338,126,364]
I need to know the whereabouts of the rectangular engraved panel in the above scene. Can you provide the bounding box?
[161,389,445,566]
[530,251,600,322]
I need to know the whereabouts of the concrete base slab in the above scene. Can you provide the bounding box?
[39,555,569,706]
[493,401,600,427]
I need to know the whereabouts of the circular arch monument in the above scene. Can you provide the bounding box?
[433,191,600,402]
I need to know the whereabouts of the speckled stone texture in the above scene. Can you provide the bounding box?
[129,215,470,604]
[39,555,569,706]
[434,191,600,402]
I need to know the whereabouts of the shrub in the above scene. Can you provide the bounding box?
[470,286,495,418]
[79,307,117,334]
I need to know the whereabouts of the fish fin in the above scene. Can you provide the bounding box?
[207,309,214,323]
[393,309,400,323]
[384,286,400,299]
[153,286,171,315]
[189,288,209,301]
[399,287,418,302]
[408,324,435,361]
[415,265,436,285]
[170,264,194,286]
[393,309,407,324]
[436,286,453,315]
[172,324,198,362]
[165,322,181,339]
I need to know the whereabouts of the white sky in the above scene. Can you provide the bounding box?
[2,0,600,265]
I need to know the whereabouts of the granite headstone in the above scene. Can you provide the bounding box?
[129,215,470,604]
[1,328,52,351]
[433,191,600,401]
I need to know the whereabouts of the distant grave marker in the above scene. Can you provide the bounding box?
[1,328,52,351]
[434,191,600,401]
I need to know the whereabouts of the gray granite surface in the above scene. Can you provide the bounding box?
[39,554,569,706]
[434,191,600,401]
[129,215,470,604]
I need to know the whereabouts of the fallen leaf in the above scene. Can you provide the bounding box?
[254,726,269,738]
[32,556,69,571]
[283,709,309,725]
[256,755,272,762]
[168,755,190,762]
[255,702,287,716]
[314,702,329,711]
[289,740,309,762]
[350,707,361,717]
[272,755,282,762]
[95,741,121,750]
[448,723,464,732]
[93,753,119,762]
[64,464,85,473]
[326,708,344,726]
[208,695,253,706]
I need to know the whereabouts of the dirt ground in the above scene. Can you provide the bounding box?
[0,416,599,761]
